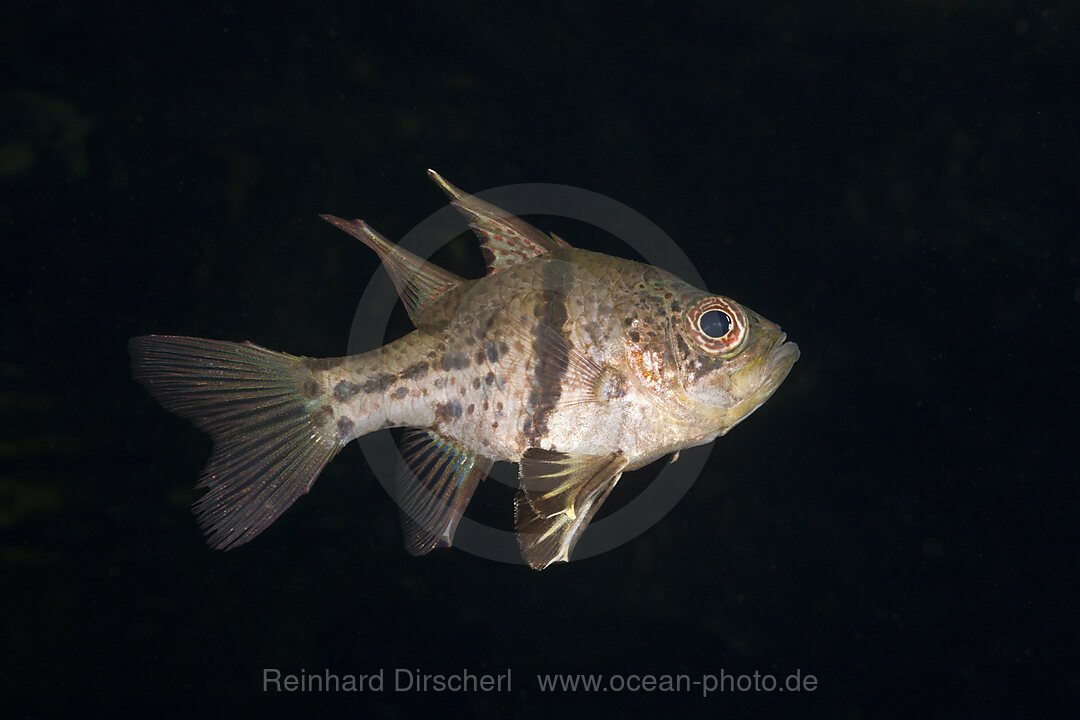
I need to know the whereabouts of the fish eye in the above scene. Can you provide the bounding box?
[698,309,731,339]
[686,297,747,355]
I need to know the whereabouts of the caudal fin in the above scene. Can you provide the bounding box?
[129,335,339,549]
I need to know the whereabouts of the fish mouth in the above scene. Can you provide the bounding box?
[753,333,800,405]
[766,333,800,384]
[721,332,799,432]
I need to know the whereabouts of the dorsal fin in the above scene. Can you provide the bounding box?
[427,169,571,275]
[320,214,463,325]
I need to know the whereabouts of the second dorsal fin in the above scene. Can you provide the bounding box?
[427,169,570,275]
[320,214,463,325]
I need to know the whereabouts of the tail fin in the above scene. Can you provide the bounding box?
[129,335,340,549]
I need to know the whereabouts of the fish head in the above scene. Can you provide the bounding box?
[669,292,800,437]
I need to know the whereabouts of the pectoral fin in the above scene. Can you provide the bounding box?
[396,429,492,555]
[514,448,628,570]
[427,169,570,275]
[489,305,612,412]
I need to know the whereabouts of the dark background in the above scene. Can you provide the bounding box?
[3,1,1078,716]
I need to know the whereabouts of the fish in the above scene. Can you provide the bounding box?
[129,170,799,570]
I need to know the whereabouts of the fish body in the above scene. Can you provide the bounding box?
[131,171,799,569]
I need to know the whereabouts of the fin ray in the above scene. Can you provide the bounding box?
[492,304,608,412]
[427,169,570,275]
[320,214,463,324]
[129,335,340,549]
[514,449,627,570]
[396,429,492,555]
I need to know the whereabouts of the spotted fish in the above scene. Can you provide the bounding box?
[129,170,799,570]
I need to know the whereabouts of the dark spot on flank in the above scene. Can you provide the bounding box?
[472,377,481,389]
[362,372,396,394]
[437,401,463,420]
[336,417,355,437]
[467,404,475,415]
[434,377,446,389]
[302,379,322,398]
[485,371,495,385]
[498,341,508,355]
[670,300,681,313]
[475,348,487,365]
[440,351,470,371]
[492,421,498,429]
[482,401,489,411]
[333,381,361,402]
[399,361,428,380]
[485,341,500,363]
[425,318,450,333]
[628,330,640,342]
[496,401,503,411]
[624,317,634,327]
[392,386,408,399]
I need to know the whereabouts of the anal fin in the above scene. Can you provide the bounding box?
[396,429,492,555]
[514,448,628,570]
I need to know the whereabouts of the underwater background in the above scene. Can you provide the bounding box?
[3,1,1078,716]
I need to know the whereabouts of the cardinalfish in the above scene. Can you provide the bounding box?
[130,170,799,570]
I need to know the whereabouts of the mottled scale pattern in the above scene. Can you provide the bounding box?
[318,247,726,471]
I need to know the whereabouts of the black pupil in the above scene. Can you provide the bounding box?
[699,309,731,338]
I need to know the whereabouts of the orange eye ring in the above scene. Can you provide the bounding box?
[686,297,747,355]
